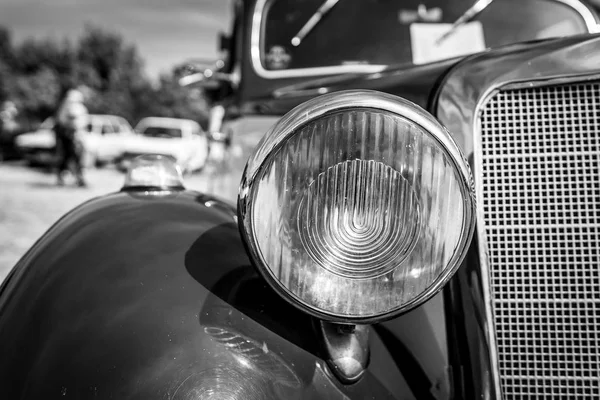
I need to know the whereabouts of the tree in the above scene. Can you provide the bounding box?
[75,25,149,122]
[135,74,209,128]
[0,27,15,102]
[12,67,61,122]
[15,37,76,88]
[76,25,145,89]
[0,23,211,126]
[9,36,74,123]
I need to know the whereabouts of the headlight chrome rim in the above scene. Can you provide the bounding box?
[239,90,476,323]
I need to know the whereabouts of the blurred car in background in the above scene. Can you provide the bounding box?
[15,114,134,168]
[117,117,209,173]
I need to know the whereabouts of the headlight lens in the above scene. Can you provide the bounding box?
[239,90,475,322]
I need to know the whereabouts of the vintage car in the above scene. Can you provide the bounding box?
[1,0,600,399]
[15,114,135,168]
[117,117,209,173]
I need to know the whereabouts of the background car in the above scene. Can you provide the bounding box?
[15,114,134,168]
[117,117,209,173]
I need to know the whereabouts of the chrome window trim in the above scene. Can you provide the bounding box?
[250,0,387,79]
[250,0,599,80]
[564,0,600,31]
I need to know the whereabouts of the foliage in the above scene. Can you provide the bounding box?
[0,27,15,102]
[0,24,209,128]
[135,75,210,128]
[13,67,61,122]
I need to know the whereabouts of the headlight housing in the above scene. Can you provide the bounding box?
[239,90,475,323]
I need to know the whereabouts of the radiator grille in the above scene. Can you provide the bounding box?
[478,82,600,398]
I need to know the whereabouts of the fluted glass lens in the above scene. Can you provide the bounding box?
[251,109,468,318]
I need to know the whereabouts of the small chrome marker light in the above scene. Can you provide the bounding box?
[239,90,476,323]
[123,154,185,191]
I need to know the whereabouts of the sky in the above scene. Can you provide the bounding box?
[0,0,232,78]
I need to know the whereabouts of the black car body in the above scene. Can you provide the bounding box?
[2,1,600,399]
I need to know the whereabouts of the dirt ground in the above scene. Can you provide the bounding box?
[0,161,240,283]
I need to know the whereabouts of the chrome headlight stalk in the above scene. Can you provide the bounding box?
[239,90,476,324]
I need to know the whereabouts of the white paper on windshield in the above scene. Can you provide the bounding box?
[410,22,486,65]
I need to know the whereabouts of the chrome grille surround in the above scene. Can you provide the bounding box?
[477,80,600,398]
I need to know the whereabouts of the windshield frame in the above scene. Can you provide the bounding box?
[250,0,599,79]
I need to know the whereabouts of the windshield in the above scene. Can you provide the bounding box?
[258,0,592,74]
[140,126,183,139]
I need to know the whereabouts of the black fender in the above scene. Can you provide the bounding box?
[0,189,451,399]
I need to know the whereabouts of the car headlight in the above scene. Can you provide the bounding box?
[239,90,475,323]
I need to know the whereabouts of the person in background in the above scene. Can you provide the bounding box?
[54,89,89,187]
[0,100,20,162]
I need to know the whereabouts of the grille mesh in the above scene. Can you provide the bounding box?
[478,82,600,398]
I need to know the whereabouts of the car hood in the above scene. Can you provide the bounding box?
[15,129,55,148]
